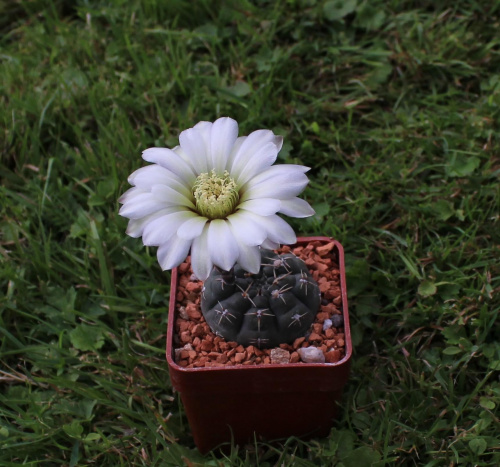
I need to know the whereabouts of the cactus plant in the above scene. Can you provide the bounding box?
[201,249,320,348]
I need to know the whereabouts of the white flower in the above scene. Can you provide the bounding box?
[119,117,314,280]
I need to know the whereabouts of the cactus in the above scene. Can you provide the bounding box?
[200,249,320,348]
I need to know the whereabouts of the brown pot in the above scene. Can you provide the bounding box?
[166,236,352,453]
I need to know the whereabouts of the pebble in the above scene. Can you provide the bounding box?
[290,351,300,363]
[293,337,306,349]
[180,331,191,343]
[185,303,202,320]
[308,332,322,342]
[321,303,337,314]
[312,323,323,334]
[270,348,291,364]
[325,350,342,363]
[174,343,193,362]
[200,341,212,352]
[191,324,205,337]
[319,281,330,293]
[323,319,332,331]
[325,329,336,339]
[316,242,334,256]
[297,347,326,363]
[316,262,328,273]
[234,352,246,363]
[316,311,330,323]
[331,315,344,328]
[178,306,189,319]
[186,282,202,293]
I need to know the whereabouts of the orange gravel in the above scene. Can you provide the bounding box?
[173,241,346,368]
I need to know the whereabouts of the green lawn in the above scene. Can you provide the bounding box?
[1,0,499,465]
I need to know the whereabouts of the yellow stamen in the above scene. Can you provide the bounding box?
[193,170,239,219]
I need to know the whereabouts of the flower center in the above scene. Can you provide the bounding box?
[193,170,239,219]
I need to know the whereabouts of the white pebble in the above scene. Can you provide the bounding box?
[174,343,193,362]
[322,319,332,331]
[298,347,325,363]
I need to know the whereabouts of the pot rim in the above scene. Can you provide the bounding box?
[166,236,352,372]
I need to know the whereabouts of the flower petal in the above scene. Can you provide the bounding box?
[274,135,284,152]
[194,121,213,132]
[243,213,297,244]
[151,184,196,210]
[142,210,196,246]
[235,242,261,273]
[119,186,150,204]
[240,170,309,202]
[170,145,197,173]
[128,164,192,198]
[264,216,297,244]
[232,142,279,186]
[228,129,282,174]
[125,219,146,238]
[279,197,315,218]
[179,122,212,174]
[118,190,168,219]
[238,198,281,216]
[227,217,262,273]
[207,219,239,271]
[210,117,239,173]
[125,207,180,237]
[226,211,267,246]
[243,164,310,187]
[190,224,213,280]
[177,215,208,240]
[229,135,246,159]
[142,148,196,184]
[261,238,280,249]
[157,235,192,271]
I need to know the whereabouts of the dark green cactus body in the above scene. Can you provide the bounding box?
[201,249,320,348]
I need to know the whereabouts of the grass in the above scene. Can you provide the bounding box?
[1,0,499,465]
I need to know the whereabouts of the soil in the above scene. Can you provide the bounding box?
[173,240,346,368]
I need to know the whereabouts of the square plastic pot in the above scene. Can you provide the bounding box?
[166,236,351,453]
